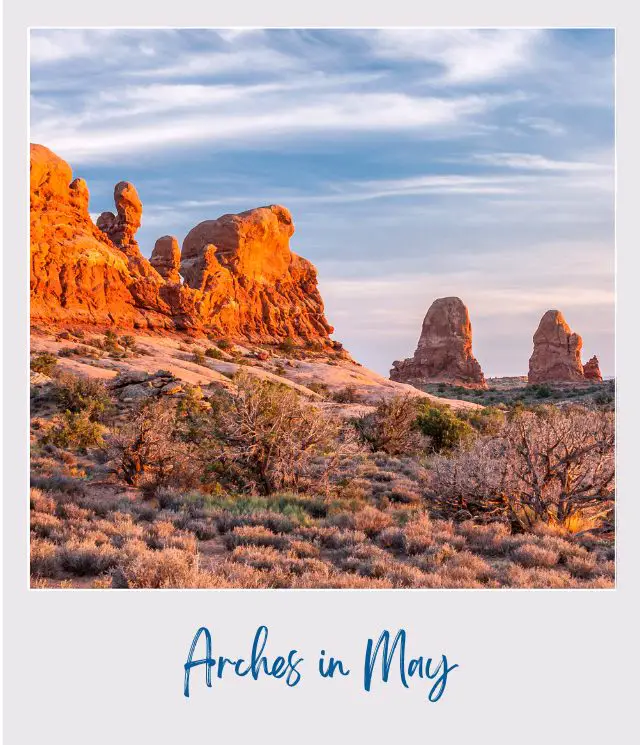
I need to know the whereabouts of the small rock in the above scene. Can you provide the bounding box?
[30,371,53,386]
[119,382,156,400]
[160,382,184,395]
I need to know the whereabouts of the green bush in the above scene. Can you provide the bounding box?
[31,353,58,376]
[205,347,224,360]
[54,374,113,421]
[43,411,105,451]
[191,350,207,366]
[415,404,474,453]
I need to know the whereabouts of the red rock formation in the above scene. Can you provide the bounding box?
[150,236,181,283]
[528,310,584,384]
[30,144,164,328]
[30,143,335,346]
[390,297,486,388]
[180,206,334,342]
[583,355,603,382]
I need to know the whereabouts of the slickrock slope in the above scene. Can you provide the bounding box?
[583,355,603,382]
[390,297,487,389]
[528,310,584,384]
[30,329,481,410]
[30,144,335,346]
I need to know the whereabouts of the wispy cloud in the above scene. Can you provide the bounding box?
[32,90,506,164]
[361,29,544,84]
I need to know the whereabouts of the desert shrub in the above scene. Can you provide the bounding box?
[30,488,56,514]
[279,336,296,354]
[106,399,197,488]
[511,544,560,568]
[224,525,289,550]
[114,545,198,588]
[58,539,120,576]
[415,404,475,453]
[353,396,427,455]
[120,335,137,350]
[353,506,393,536]
[103,330,120,353]
[444,551,494,581]
[191,349,207,366]
[306,381,330,397]
[430,406,614,531]
[30,353,58,376]
[42,411,105,451]
[205,347,224,360]
[30,538,60,577]
[53,374,113,420]
[402,516,434,555]
[207,372,357,495]
[331,386,360,404]
[460,406,506,436]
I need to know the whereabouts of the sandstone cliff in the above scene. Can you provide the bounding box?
[30,144,335,346]
[390,296,486,389]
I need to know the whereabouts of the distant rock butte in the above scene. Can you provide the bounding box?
[528,310,584,384]
[390,297,487,389]
[583,355,603,382]
[29,143,335,346]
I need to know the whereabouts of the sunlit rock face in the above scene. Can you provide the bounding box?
[30,144,335,345]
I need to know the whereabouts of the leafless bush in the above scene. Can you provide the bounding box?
[429,406,614,531]
[353,396,427,455]
[208,372,359,495]
[105,399,197,488]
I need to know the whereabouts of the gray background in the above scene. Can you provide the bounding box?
[4,2,638,742]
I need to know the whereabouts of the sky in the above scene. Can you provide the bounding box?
[30,29,615,377]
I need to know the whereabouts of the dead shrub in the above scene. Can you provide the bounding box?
[429,406,614,531]
[353,396,427,455]
[106,399,198,489]
[207,372,358,495]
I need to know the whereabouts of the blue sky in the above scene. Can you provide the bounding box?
[30,29,615,377]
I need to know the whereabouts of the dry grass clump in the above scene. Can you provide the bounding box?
[113,545,199,589]
[58,539,120,576]
[511,544,560,568]
[353,506,393,536]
